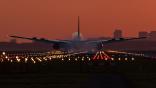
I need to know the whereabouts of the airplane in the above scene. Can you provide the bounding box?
[10,16,146,52]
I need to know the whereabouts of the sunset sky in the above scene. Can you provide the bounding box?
[0,0,156,42]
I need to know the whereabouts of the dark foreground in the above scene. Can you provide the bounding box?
[0,59,156,88]
[0,73,132,88]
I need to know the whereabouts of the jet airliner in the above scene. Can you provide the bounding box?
[10,16,146,52]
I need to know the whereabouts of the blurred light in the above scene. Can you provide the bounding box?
[31,57,36,64]
[5,56,8,59]
[68,58,70,61]
[82,58,84,61]
[2,52,6,55]
[16,58,20,62]
[75,58,77,61]
[125,58,128,61]
[118,58,121,61]
[49,57,52,60]
[37,57,42,62]
[111,58,114,61]
[131,57,135,61]
[43,57,47,61]
[16,56,19,59]
[88,58,91,61]
[25,58,28,63]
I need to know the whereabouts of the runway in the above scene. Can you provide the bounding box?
[0,50,155,88]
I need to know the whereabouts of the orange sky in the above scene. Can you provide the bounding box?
[0,0,156,42]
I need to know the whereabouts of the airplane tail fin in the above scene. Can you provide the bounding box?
[77,16,81,40]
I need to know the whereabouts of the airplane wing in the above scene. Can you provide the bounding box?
[10,35,71,44]
[86,37,146,44]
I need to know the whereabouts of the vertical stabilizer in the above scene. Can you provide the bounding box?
[77,16,80,40]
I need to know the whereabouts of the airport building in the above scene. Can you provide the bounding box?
[149,31,156,41]
[138,31,148,38]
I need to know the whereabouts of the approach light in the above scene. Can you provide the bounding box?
[49,57,52,60]
[118,58,121,61]
[131,57,135,61]
[125,58,128,61]
[2,52,5,55]
[82,58,84,61]
[25,58,28,63]
[31,57,36,64]
[16,58,20,62]
[43,57,47,61]
[111,58,114,61]
[5,56,8,59]
[75,58,77,61]
[88,58,91,61]
[37,57,42,62]
[16,56,19,59]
